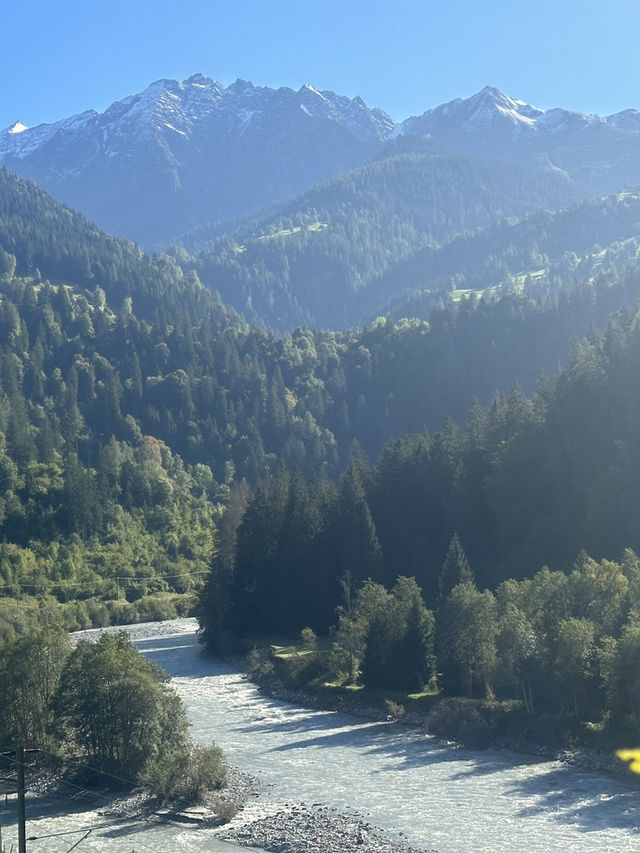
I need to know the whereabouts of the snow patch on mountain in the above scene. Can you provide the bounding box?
[0,109,98,159]
[0,74,395,167]
[397,85,640,143]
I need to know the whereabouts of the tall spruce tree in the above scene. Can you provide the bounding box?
[437,533,474,609]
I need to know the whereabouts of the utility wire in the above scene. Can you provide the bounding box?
[28,827,109,841]
[2,753,173,853]
[0,754,114,809]
[1,569,206,593]
[116,570,207,584]
[64,828,91,853]
[35,750,137,790]
[0,567,206,598]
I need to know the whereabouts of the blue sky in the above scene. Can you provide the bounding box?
[3,0,640,130]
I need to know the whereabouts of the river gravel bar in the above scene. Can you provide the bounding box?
[220,803,435,853]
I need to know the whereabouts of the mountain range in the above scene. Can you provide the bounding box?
[0,75,392,246]
[4,76,640,248]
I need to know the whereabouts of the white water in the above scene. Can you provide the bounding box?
[5,619,640,851]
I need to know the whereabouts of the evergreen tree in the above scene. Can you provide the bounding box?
[437,533,474,609]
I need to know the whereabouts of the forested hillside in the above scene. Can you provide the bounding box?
[0,172,333,631]
[381,190,640,320]
[200,304,640,744]
[186,148,584,330]
[215,304,640,622]
[6,161,640,748]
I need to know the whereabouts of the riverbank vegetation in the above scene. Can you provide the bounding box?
[0,627,226,804]
[233,551,640,754]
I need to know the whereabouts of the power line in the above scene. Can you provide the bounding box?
[0,753,116,810]
[115,570,208,584]
[64,829,91,853]
[0,581,101,592]
[19,827,88,853]
[35,750,137,790]
[9,778,168,853]
[27,828,105,841]
[0,568,207,599]
[2,753,172,853]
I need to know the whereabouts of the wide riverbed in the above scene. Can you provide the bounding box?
[143,620,640,852]
[7,618,640,851]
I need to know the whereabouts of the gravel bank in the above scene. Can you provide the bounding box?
[220,804,435,853]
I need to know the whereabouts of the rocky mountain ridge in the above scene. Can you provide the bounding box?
[397,86,640,191]
[0,75,394,245]
[3,77,640,246]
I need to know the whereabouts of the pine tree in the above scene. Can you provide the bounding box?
[437,533,474,609]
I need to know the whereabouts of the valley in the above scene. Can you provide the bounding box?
[3,56,640,851]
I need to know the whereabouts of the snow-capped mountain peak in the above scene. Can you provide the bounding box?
[0,74,396,245]
[398,86,547,138]
[396,85,640,148]
[4,76,640,247]
[0,74,395,167]
[465,85,544,124]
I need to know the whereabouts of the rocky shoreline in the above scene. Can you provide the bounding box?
[219,759,435,852]
[53,763,435,853]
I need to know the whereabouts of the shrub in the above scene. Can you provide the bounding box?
[384,698,406,720]
[135,593,178,622]
[141,743,226,803]
[246,646,274,678]
[300,627,318,651]
[426,697,492,747]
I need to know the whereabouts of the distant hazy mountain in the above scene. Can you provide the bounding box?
[4,77,640,253]
[0,75,393,246]
[396,86,640,193]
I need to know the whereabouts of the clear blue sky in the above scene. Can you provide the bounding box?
[3,0,640,130]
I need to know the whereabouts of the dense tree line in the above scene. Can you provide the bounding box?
[5,168,640,629]
[204,512,640,741]
[205,302,640,627]
[0,626,225,799]
[320,552,640,742]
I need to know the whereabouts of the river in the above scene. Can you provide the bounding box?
[5,619,640,851]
